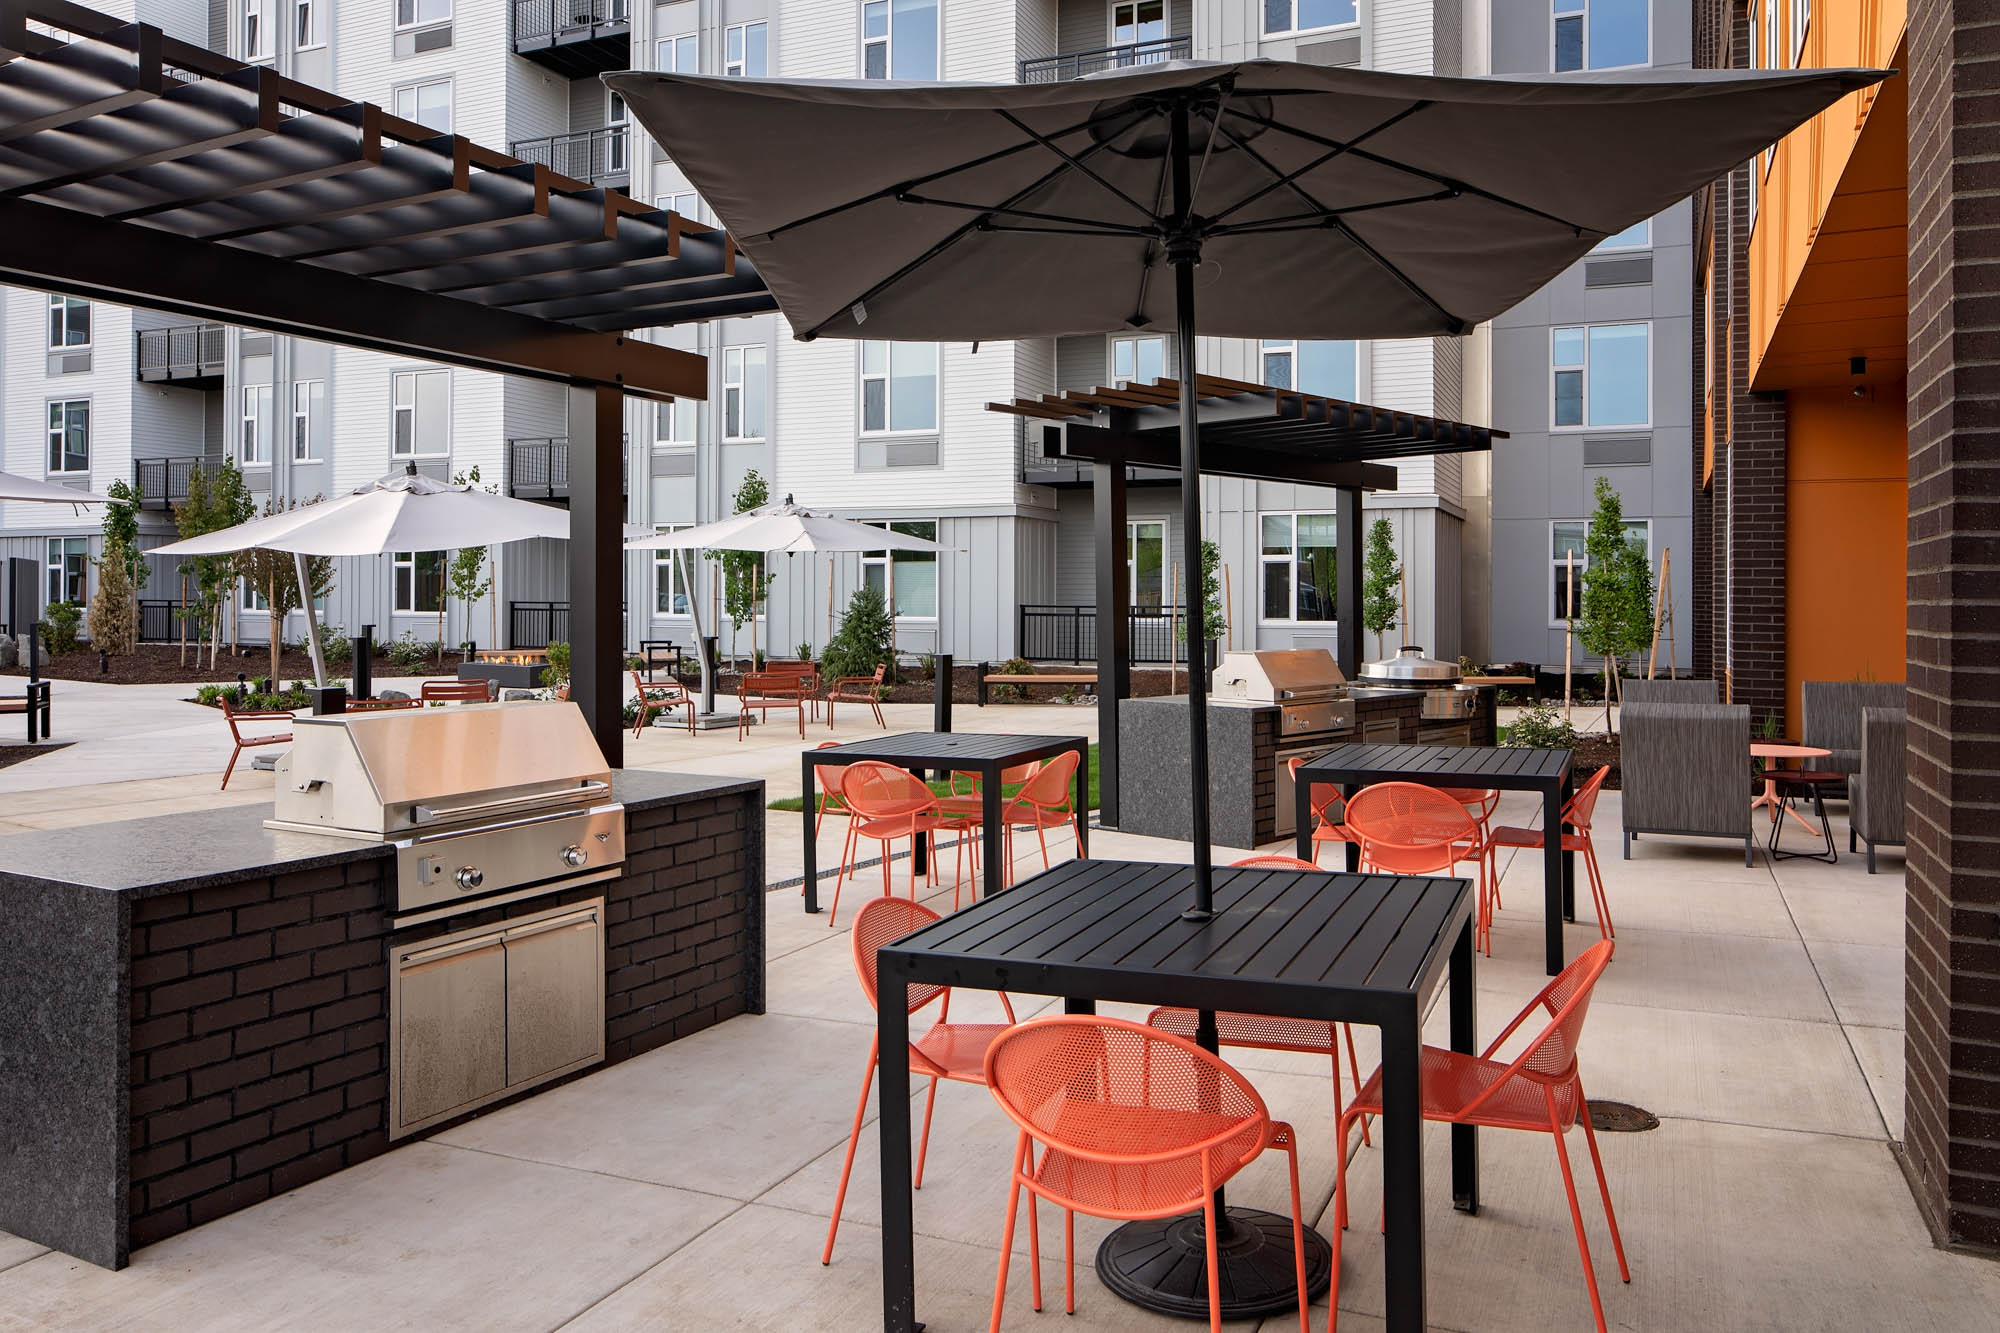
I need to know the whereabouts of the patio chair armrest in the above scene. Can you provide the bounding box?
[229,710,298,724]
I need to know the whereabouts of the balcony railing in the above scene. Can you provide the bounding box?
[507,437,629,499]
[1019,37,1192,85]
[1019,604,1190,663]
[512,0,627,43]
[510,601,571,649]
[509,126,629,183]
[132,456,221,510]
[138,600,178,642]
[135,323,226,386]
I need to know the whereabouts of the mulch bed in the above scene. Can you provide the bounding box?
[2,644,450,686]
[703,663,1193,706]
[0,742,71,771]
[1574,732,1622,790]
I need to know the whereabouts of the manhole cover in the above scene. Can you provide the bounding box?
[1587,1100,1659,1132]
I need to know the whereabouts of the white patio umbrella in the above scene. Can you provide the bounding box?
[153,465,571,686]
[0,470,111,507]
[626,495,952,710]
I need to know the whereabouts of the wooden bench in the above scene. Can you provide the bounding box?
[0,679,51,742]
[975,663,1097,706]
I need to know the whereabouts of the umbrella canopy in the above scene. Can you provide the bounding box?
[0,470,111,506]
[152,466,569,558]
[624,496,954,555]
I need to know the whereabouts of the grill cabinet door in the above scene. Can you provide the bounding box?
[394,935,507,1134]
[503,906,606,1087]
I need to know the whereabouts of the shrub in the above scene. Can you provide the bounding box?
[89,539,138,655]
[195,683,226,706]
[321,627,353,665]
[795,641,816,664]
[384,630,436,669]
[820,585,894,683]
[990,655,1034,702]
[1504,703,1577,750]
[43,601,82,654]
[542,639,571,688]
[625,654,646,672]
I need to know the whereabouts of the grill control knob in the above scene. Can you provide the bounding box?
[455,866,484,891]
[561,844,588,868]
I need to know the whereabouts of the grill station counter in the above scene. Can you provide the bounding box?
[0,709,765,1271]
[1120,649,1497,847]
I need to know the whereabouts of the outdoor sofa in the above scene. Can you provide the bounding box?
[1621,678,1719,705]
[1848,705,1906,873]
[1801,680,1906,779]
[1621,701,1755,864]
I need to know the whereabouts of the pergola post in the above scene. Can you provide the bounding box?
[1093,458,1130,827]
[1335,487,1363,680]
[569,384,625,769]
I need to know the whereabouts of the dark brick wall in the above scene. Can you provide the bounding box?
[1902,0,2000,1255]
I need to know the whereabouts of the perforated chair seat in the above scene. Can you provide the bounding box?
[1147,1007,1344,1057]
[912,1021,1012,1082]
[1030,1106,1269,1218]
[1346,1045,1585,1132]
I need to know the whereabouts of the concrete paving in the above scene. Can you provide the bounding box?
[0,687,1979,1331]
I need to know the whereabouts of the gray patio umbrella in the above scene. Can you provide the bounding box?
[612,58,1882,920]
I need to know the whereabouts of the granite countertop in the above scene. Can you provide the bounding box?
[0,770,763,898]
[1123,687,1424,709]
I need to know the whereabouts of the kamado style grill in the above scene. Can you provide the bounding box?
[1359,646,1483,720]
[268,700,626,924]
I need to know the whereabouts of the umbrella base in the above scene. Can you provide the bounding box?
[689,710,749,732]
[1095,1206,1332,1320]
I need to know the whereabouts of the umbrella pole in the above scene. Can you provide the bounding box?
[675,549,714,713]
[292,551,326,688]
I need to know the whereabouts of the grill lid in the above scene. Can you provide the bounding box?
[1212,649,1347,702]
[1359,646,1463,683]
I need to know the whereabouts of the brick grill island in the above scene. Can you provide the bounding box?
[0,771,763,1269]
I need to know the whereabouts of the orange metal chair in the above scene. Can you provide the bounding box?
[983,1015,1310,1333]
[1330,939,1627,1333]
[1438,785,1503,916]
[342,697,420,712]
[1478,766,1615,955]
[813,742,851,837]
[420,679,494,703]
[824,897,1018,1267]
[1344,782,1489,915]
[934,760,1042,898]
[737,670,806,739]
[827,761,968,928]
[1290,756,1356,866]
[826,663,888,729]
[219,697,293,790]
[995,749,1084,885]
[1228,854,1321,870]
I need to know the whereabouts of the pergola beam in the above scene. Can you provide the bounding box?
[1054,423,1401,492]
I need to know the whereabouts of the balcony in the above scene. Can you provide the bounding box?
[507,437,628,501]
[134,322,225,389]
[131,455,220,510]
[1018,37,1192,85]
[508,126,629,187]
[1019,604,1190,663]
[510,0,630,79]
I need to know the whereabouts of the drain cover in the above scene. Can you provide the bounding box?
[1588,1100,1659,1132]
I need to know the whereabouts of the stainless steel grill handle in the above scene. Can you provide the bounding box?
[412,780,611,826]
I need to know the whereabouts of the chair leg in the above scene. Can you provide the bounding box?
[1547,1091,1612,1333]
[1584,839,1613,940]
[1201,1194,1223,1333]
[1341,1025,1371,1146]
[1279,1128,1310,1333]
[990,1138,1027,1333]
[914,1075,940,1189]
[822,1041,877,1265]
[221,745,240,791]
[1026,1175,1043,1313]
[1064,1207,1077,1315]
[1330,1111,1355,1333]
[1866,841,1876,874]
[1575,1077,1631,1284]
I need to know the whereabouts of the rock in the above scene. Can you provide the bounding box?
[376,689,411,701]
[500,689,538,701]
[0,637,16,669]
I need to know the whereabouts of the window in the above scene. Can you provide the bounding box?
[1259,513,1338,623]
[1592,218,1650,251]
[657,189,701,221]
[46,399,88,474]
[657,33,696,71]
[1551,519,1650,622]
[240,384,274,464]
[862,0,938,80]
[862,520,939,618]
[725,21,768,76]
[292,380,324,461]
[243,0,268,59]
[392,79,452,134]
[1112,0,1165,44]
[653,526,692,615]
[392,369,450,456]
[722,345,767,440]
[1552,324,1649,429]
[395,0,450,28]
[393,550,445,614]
[1552,0,1647,72]
[1261,338,1357,399]
[241,579,269,614]
[655,397,695,444]
[1790,0,1808,62]
[1112,334,1165,387]
[860,342,939,433]
[607,91,628,173]
[46,294,89,349]
[46,537,88,606]
[1261,0,1357,38]
[1128,520,1165,608]
[294,0,319,48]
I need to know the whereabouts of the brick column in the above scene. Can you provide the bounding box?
[1903,0,2000,1254]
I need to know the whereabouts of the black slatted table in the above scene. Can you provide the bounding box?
[875,858,1476,1333]
[1293,743,1576,975]
[802,732,1089,913]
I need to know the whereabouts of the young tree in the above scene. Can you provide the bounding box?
[721,470,772,661]
[174,459,255,670]
[820,583,894,683]
[1361,516,1401,659]
[1575,477,1655,731]
[444,466,495,664]
[235,498,335,687]
[88,536,139,655]
[100,478,146,650]
[1175,539,1227,653]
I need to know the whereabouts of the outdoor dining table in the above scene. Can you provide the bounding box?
[1294,743,1576,975]
[800,732,1089,913]
[874,857,1477,1333]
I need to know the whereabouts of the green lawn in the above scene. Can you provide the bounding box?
[768,742,1101,812]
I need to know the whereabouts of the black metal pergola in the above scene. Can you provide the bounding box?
[992,373,1506,824]
[0,0,780,764]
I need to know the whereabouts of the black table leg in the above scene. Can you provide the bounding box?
[1449,913,1478,1215]
[982,767,1004,902]
[1072,742,1090,859]
[1295,777,1312,863]
[1344,784,1361,873]
[1380,998,1427,1333]
[878,958,915,1332]
[1560,769,1577,923]
[802,755,821,914]
[1542,779,1565,976]
[1064,997,1096,1014]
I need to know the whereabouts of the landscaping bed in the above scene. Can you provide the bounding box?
[1,644,452,686]
[0,742,70,771]
[705,662,1197,706]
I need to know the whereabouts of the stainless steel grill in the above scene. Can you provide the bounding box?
[267,700,626,921]
[1358,646,1483,720]
[1212,649,1358,734]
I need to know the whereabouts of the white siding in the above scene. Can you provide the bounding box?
[1371,0,1434,73]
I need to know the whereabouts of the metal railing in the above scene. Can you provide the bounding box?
[508,126,629,182]
[1019,604,1190,663]
[512,0,628,44]
[138,600,178,642]
[134,323,226,382]
[508,438,569,497]
[131,456,220,510]
[510,601,571,649]
[1018,37,1191,84]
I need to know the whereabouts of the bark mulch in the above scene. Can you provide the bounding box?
[2,644,452,686]
[0,742,71,771]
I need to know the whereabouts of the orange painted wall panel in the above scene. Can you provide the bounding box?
[1783,382,1908,731]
